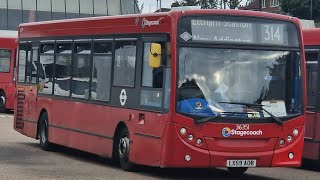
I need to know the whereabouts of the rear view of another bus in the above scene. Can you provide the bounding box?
[0,30,17,113]
[303,28,320,161]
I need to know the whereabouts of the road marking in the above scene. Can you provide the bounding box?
[0,115,13,118]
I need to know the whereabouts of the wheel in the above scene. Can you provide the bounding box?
[0,91,7,113]
[117,127,135,171]
[39,113,51,151]
[227,167,248,177]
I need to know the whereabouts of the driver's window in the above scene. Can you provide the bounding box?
[140,41,165,108]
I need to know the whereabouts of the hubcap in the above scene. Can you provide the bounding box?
[119,137,129,160]
[0,95,5,107]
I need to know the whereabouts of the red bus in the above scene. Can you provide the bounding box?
[0,30,17,113]
[303,28,320,160]
[14,10,305,176]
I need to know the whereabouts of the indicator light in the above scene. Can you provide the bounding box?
[279,139,285,145]
[293,129,299,136]
[188,134,194,141]
[185,155,191,161]
[287,135,292,142]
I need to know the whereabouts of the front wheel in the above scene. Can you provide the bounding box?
[117,127,135,171]
[227,167,248,177]
[39,113,51,151]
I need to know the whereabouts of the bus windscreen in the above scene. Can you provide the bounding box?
[179,16,299,47]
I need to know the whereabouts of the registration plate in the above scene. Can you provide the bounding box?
[227,160,256,167]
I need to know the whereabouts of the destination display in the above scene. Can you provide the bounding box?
[179,17,299,46]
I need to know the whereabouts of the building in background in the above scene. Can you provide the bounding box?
[239,0,281,14]
[0,0,139,30]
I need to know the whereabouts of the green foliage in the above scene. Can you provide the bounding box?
[171,0,246,9]
[280,0,320,20]
[200,0,218,9]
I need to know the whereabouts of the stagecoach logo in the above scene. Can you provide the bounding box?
[119,89,127,106]
[195,102,202,110]
[222,124,263,137]
[142,18,161,28]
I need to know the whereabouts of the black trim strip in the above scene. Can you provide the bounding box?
[304,138,320,143]
[134,132,161,139]
[49,124,113,140]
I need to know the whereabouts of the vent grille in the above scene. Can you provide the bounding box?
[15,90,25,129]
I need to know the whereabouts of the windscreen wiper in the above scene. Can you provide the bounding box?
[219,102,283,126]
[195,113,221,124]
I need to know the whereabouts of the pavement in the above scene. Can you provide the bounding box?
[0,113,320,180]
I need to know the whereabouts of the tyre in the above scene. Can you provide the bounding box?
[227,167,248,177]
[0,91,7,113]
[39,113,51,151]
[117,127,135,171]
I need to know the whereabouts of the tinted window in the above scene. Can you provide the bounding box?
[72,43,91,99]
[0,49,11,72]
[91,41,112,101]
[306,51,319,110]
[54,43,72,96]
[113,40,136,87]
[38,44,54,94]
[18,44,28,82]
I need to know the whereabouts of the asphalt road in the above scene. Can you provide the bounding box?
[1,113,320,180]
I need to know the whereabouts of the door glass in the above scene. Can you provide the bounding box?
[306,51,319,111]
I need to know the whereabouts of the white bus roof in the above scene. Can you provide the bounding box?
[0,30,18,38]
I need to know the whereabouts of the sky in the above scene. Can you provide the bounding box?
[138,0,249,13]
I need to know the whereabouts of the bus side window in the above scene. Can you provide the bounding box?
[306,51,319,111]
[54,43,72,97]
[38,44,54,94]
[91,41,113,101]
[0,49,11,73]
[140,42,166,108]
[72,42,91,99]
[18,43,28,83]
[113,40,137,87]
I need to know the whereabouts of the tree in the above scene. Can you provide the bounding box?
[224,0,244,9]
[200,0,218,9]
[171,0,218,9]
[280,0,320,20]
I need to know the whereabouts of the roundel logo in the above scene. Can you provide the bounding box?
[222,127,231,137]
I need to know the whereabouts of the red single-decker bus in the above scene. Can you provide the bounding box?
[14,10,305,176]
[303,28,320,160]
[0,30,17,113]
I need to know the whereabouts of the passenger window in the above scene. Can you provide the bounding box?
[72,43,91,99]
[113,40,137,87]
[0,49,11,73]
[18,43,28,83]
[38,44,54,94]
[54,43,72,96]
[91,41,112,101]
[140,41,166,108]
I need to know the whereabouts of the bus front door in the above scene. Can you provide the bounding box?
[304,49,320,160]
